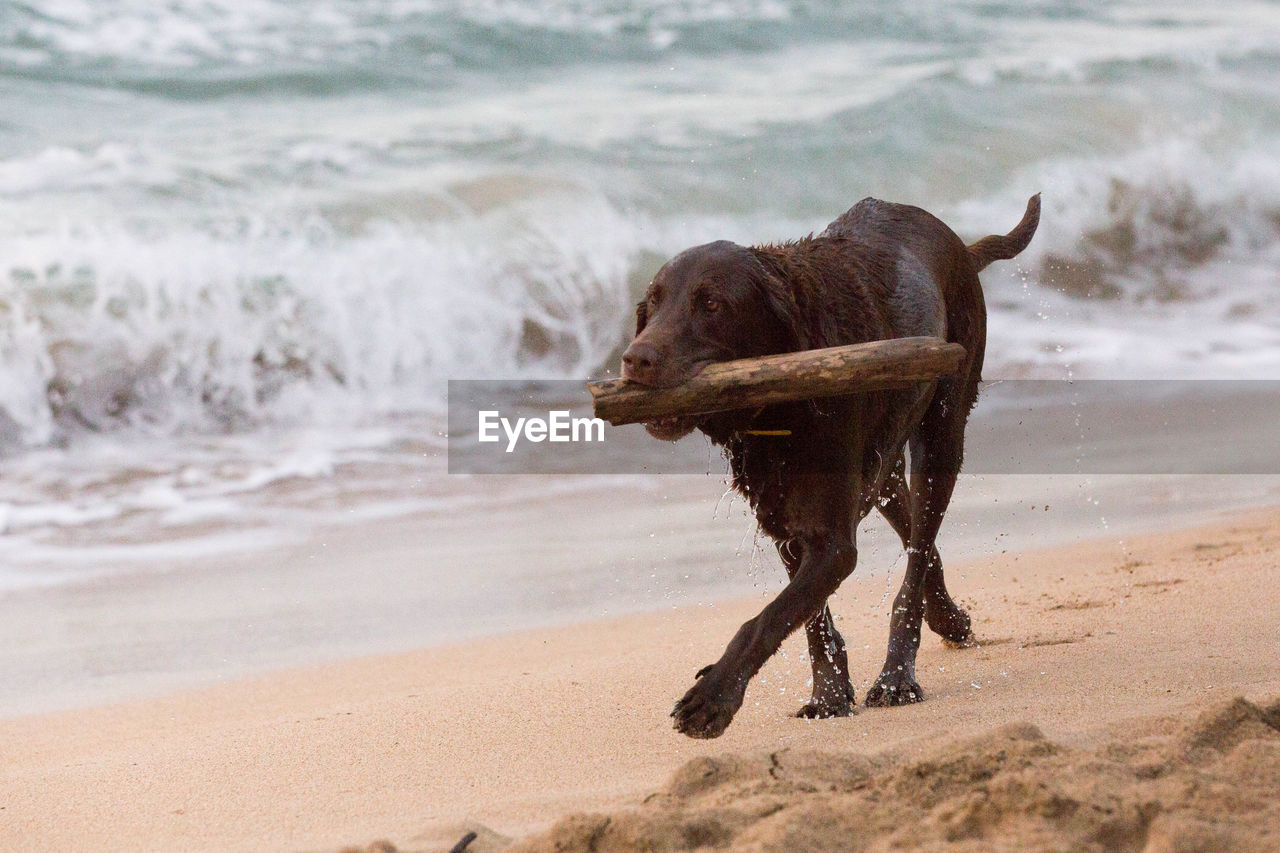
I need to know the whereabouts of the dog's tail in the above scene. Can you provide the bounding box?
[966,193,1041,272]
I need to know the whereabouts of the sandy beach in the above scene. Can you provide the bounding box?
[4,501,1279,852]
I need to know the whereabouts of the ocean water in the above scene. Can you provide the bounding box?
[3,0,1280,584]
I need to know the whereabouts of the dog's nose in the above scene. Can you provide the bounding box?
[621,341,660,384]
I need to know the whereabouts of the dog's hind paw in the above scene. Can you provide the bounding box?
[925,599,973,645]
[865,669,924,707]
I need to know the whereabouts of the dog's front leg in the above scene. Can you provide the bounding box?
[672,532,857,738]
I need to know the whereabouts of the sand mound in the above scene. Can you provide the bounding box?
[499,696,1280,853]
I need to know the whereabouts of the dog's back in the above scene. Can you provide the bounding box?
[820,197,978,353]
[817,194,1039,381]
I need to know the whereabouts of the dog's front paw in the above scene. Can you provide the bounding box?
[671,666,744,739]
[864,667,924,707]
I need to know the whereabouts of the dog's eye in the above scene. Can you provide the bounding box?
[701,296,720,313]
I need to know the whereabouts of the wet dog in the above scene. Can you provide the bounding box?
[621,195,1040,738]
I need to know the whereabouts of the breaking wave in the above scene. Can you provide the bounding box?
[0,190,652,448]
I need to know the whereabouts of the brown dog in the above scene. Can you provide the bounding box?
[621,195,1040,738]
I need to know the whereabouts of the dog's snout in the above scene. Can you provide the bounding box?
[621,341,660,384]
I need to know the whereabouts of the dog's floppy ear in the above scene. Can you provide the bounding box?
[634,298,649,336]
[748,248,814,351]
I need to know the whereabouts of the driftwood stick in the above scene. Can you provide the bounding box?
[588,336,965,426]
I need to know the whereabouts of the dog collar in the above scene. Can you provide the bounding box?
[737,407,792,437]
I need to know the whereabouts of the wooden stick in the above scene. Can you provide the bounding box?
[588,336,966,426]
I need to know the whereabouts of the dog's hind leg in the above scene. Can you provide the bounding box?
[875,455,972,645]
[866,378,974,706]
[777,539,856,718]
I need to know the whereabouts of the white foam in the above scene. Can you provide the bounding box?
[0,500,120,534]
[0,0,377,68]
[952,2,1280,84]
[952,135,1280,378]
[0,144,178,196]
[0,189,654,447]
[0,0,792,74]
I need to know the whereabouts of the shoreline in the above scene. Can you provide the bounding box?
[2,468,1278,720]
[4,504,1280,851]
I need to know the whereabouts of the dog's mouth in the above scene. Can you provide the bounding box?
[624,358,714,390]
[644,415,700,442]
[626,358,712,441]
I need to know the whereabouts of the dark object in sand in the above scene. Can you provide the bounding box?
[588,337,966,426]
[447,831,478,853]
[617,193,1040,738]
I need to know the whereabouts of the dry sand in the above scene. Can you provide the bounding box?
[4,506,1280,852]
[504,695,1280,853]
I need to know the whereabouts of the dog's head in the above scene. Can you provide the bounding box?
[621,240,804,441]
